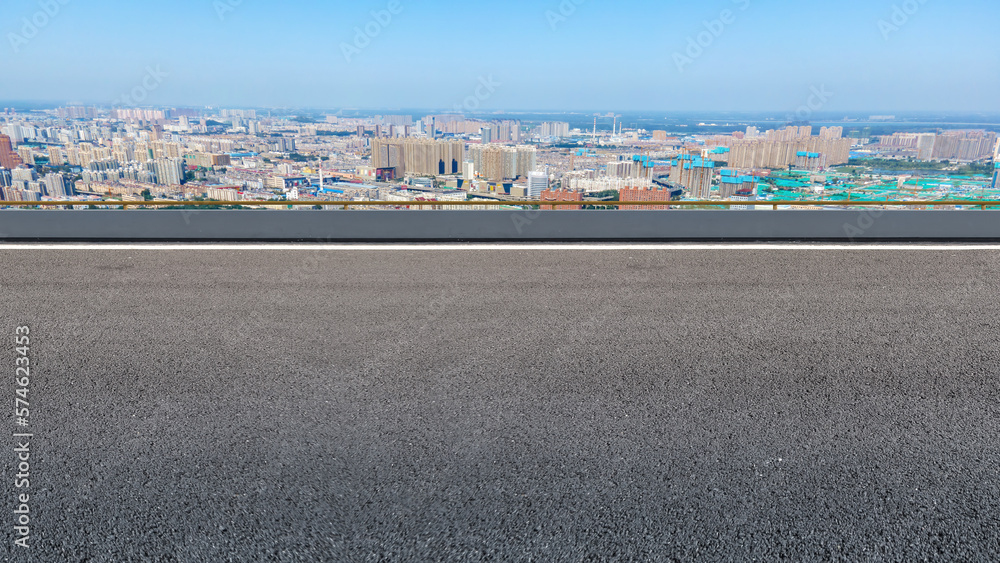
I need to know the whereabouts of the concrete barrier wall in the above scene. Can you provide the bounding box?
[0,209,998,241]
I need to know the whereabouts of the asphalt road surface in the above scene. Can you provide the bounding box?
[2,246,999,562]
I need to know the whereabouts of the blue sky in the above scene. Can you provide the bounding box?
[1,0,997,111]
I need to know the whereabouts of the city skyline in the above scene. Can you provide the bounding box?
[2,0,998,112]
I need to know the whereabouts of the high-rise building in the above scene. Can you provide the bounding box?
[719,170,760,199]
[75,143,98,167]
[514,145,536,179]
[670,152,715,199]
[819,126,843,139]
[371,138,465,177]
[489,120,521,143]
[20,189,41,202]
[929,130,998,161]
[113,108,167,121]
[606,161,630,178]
[378,115,413,127]
[58,106,98,120]
[795,151,825,171]
[536,122,570,138]
[153,158,185,186]
[372,140,403,180]
[0,134,23,169]
[5,123,25,144]
[43,173,70,198]
[11,167,37,182]
[467,144,536,182]
[606,156,655,181]
[48,146,65,166]
[723,127,851,169]
[17,146,34,165]
[916,134,936,161]
[527,171,548,198]
[221,109,257,119]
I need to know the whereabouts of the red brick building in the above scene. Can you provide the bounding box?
[540,189,583,210]
[619,186,682,210]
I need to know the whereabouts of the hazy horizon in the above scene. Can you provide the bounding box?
[4,103,1000,120]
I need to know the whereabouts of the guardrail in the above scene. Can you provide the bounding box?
[2,200,999,210]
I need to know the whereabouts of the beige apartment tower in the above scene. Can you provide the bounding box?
[371,138,465,177]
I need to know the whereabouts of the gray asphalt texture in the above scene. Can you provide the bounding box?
[2,247,1000,562]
